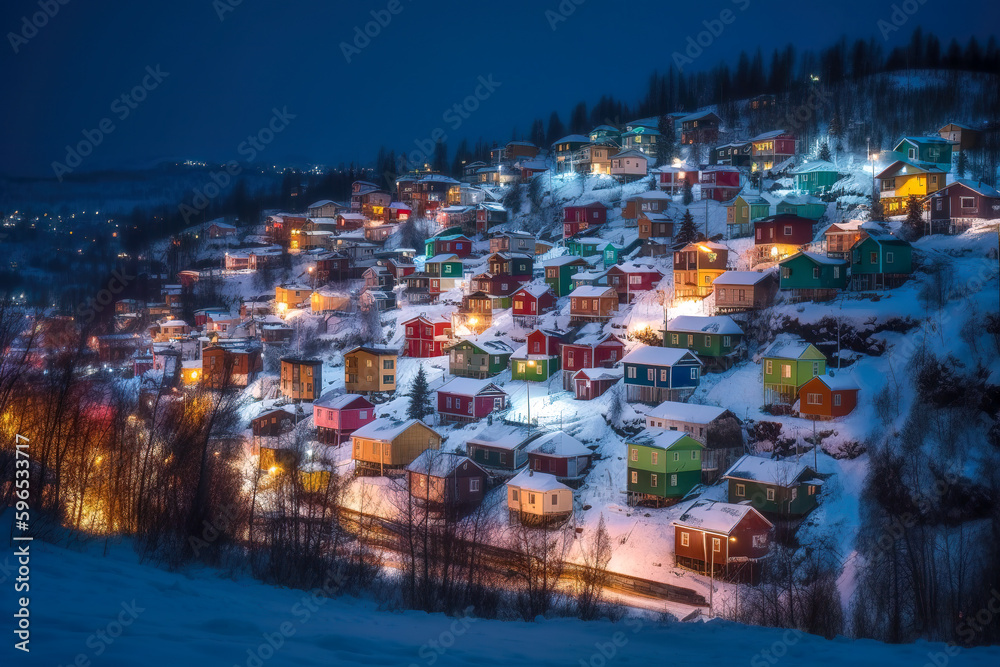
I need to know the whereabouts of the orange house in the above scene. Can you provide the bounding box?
[798,374,859,419]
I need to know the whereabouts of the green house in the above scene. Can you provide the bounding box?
[510,328,563,381]
[723,454,821,517]
[425,253,463,279]
[778,251,848,296]
[447,337,513,379]
[543,255,590,296]
[663,315,744,367]
[850,233,912,290]
[761,335,826,405]
[891,136,953,173]
[626,429,704,506]
[791,161,840,195]
[776,195,826,221]
[726,194,773,237]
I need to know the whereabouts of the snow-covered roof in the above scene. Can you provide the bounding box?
[352,418,431,442]
[514,283,552,298]
[626,190,674,201]
[897,135,954,147]
[791,160,838,174]
[338,212,367,220]
[680,110,718,122]
[761,335,818,360]
[508,468,571,493]
[418,174,460,184]
[612,261,664,275]
[542,255,587,267]
[809,372,859,391]
[467,424,536,451]
[628,428,702,451]
[714,270,773,286]
[647,401,728,425]
[568,285,615,298]
[552,134,591,145]
[405,450,481,477]
[528,431,591,458]
[621,346,701,367]
[723,454,812,486]
[674,499,772,534]
[425,253,460,264]
[751,129,789,141]
[437,377,505,397]
[935,178,1000,199]
[667,315,743,336]
[611,149,650,160]
[314,393,372,410]
[574,366,623,382]
[450,336,514,355]
[160,320,188,328]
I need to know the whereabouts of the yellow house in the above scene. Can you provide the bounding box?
[506,468,574,525]
[275,284,312,312]
[181,360,201,385]
[310,290,352,313]
[876,160,946,214]
[351,418,441,474]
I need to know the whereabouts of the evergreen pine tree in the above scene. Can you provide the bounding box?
[904,194,925,238]
[818,142,832,162]
[957,151,967,178]
[656,114,675,165]
[869,190,885,222]
[682,180,694,206]
[676,209,698,245]
[406,365,433,421]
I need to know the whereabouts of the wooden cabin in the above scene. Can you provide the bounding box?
[560,327,624,390]
[673,500,773,579]
[792,160,839,195]
[511,283,556,325]
[712,271,777,313]
[436,377,508,424]
[314,394,375,443]
[923,179,1000,234]
[510,328,565,381]
[527,431,592,481]
[573,367,623,400]
[563,202,607,238]
[761,336,826,406]
[626,429,704,506]
[606,262,664,304]
[700,166,743,202]
[849,233,913,290]
[778,251,849,300]
[403,315,452,357]
[673,242,729,299]
[202,345,262,388]
[406,451,488,508]
[621,346,702,404]
[252,407,299,438]
[351,418,442,475]
[344,346,397,394]
[723,455,821,518]
[644,401,742,482]
[938,122,980,152]
[543,255,591,296]
[467,425,539,471]
[447,336,513,379]
[664,315,744,370]
[568,286,619,323]
[754,214,815,259]
[507,469,574,525]
[798,373,859,420]
[280,357,323,402]
[875,159,946,215]
[750,130,797,172]
[823,221,868,258]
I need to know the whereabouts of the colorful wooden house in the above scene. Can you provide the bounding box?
[654,165,700,194]
[712,271,778,313]
[560,326,625,390]
[726,193,775,238]
[750,130,797,172]
[778,251,848,300]
[875,159,946,214]
[476,202,508,233]
[511,283,556,325]
[638,212,674,242]
[507,469,574,525]
[487,252,533,281]
[467,425,539,471]
[673,241,729,298]
[713,140,752,167]
[798,373,859,419]
[791,160,839,195]
[621,346,702,403]
[849,233,912,290]
[344,346,397,394]
[251,406,299,438]
[568,285,619,323]
[621,126,659,158]
[663,315,744,369]
[754,214,815,259]
[362,266,394,291]
[279,357,322,402]
[424,254,464,293]
[452,291,495,334]
[510,328,564,381]
[626,429,704,506]
[314,394,376,443]
[891,136,953,172]
[588,124,621,144]
[606,261,664,304]
[425,233,472,259]
[823,220,868,258]
[680,111,721,145]
[923,179,1000,234]
[609,149,650,182]
[359,289,396,312]
[351,418,441,475]
[644,401,742,482]
[761,336,826,405]
[673,500,773,577]
[776,195,826,220]
[202,345,262,389]
[700,166,743,201]
[563,202,607,238]
[275,284,312,310]
[543,255,590,296]
[489,230,535,255]
[527,431,592,481]
[622,191,673,221]
[722,455,821,518]
[406,451,488,507]
[552,134,591,173]
[573,367,623,400]
[436,377,508,424]
[938,123,981,152]
[447,336,513,379]
[403,315,452,357]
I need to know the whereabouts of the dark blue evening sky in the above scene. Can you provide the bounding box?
[1,0,997,177]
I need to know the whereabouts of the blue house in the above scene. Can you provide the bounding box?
[621,346,702,404]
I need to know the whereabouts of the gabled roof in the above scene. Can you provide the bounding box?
[751,129,790,142]
[621,346,702,367]
[609,261,664,275]
[714,270,773,286]
[680,110,720,123]
[527,431,591,458]
[449,336,514,356]
[674,499,772,534]
[352,418,433,442]
[514,283,553,299]
[761,335,822,361]
[779,251,847,267]
[628,428,704,451]
[568,285,616,298]
[806,372,859,392]
[722,454,815,487]
[876,159,946,179]
[791,160,838,175]
[647,401,728,425]
[565,200,607,209]
[346,345,397,357]
[437,377,506,397]
[574,366,624,382]
[508,469,571,493]
[895,135,954,148]
[314,393,374,410]
[552,134,591,145]
[425,253,461,264]
[931,178,1000,199]
[610,149,651,160]
[542,255,589,267]
[467,424,538,450]
[667,315,743,336]
[405,450,484,477]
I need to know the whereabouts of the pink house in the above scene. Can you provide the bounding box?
[314,394,376,443]
[436,377,508,424]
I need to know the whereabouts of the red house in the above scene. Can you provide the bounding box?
[526,327,562,357]
[563,202,607,238]
[573,367,624,400]
[700,166,743,202]
[387,258,417,280]
[428,234,473,258]
[924,179,1000,234]
[527,431,592,479]
[655,166,700,194]
[560,329,625,390]
[673,499,773,578]
[403,315,452,357]
[315,253,352,283]
[606,261,665,303]
[798,374,859,420]
[754,214,814,249]
[512,283,556,323]
[314,394,376,443]
[436,377,508,424]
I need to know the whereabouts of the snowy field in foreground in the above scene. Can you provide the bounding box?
[3,527,998,667]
